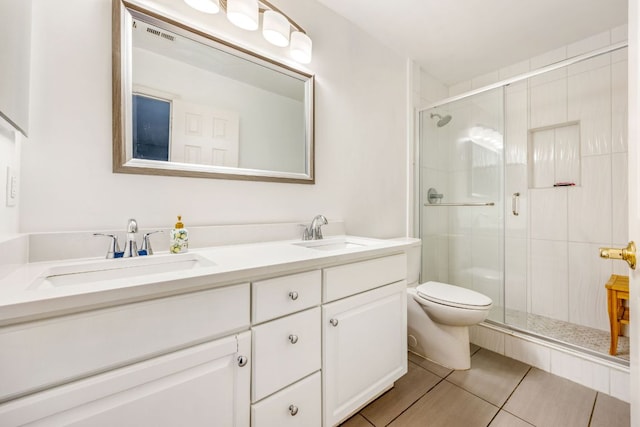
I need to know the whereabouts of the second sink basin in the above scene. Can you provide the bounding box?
[30,253,215,289]
[292,236,374,252]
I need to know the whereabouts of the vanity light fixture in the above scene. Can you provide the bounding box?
[227,0,259,31]
[290,31,312,64]
[262,10,290,47]
[184,0,220,14]
[184,0,312,63]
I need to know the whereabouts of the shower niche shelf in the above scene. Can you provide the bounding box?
[527,121,581,189]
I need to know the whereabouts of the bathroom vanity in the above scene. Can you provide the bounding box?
[0,235,415,426]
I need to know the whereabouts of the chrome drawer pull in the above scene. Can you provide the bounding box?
[237,355,248,367]
[289,291,299,301]
[289,405,299,416]
[289,334,299,344]
[329,318,339,327]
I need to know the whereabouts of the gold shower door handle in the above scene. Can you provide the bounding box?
[599,241,636,270]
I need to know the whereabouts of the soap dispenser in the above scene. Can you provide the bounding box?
[170,215,189,254]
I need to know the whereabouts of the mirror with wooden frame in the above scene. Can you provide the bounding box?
[113,1,315,183]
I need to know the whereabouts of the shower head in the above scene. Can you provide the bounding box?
[430,113,452,127]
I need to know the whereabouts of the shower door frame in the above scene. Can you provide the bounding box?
[414,40,629,364]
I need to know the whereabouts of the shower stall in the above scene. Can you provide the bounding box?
[417,42,629,363]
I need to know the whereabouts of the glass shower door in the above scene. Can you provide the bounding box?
[419,87,505,322]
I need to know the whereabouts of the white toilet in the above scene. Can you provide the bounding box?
[405,244,493,370]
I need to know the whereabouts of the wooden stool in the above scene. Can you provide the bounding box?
[605,274,629,355]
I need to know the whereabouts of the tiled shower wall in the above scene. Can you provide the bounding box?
[421,25,628,333]
[503,28,628,333]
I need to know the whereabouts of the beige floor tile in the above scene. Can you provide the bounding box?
[471,343,481,355]
[488,411,534,427]
[447,349,530,406]
[503,368,597,427]
[340,413,374,427]
[360,361,442,426]
[388,380,499,427]
[407,352,453,378]
[590,392,630,427]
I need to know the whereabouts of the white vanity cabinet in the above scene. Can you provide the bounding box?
[250,270,322,427]
[0,242,413,427]
[0,283,252,426]
[322,255,408,427]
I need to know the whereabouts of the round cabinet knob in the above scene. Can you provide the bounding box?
[289,405,299,416]
[289,291,299,301]
[237,355,248,367]
[329,318,339,327]
[289,334,299,344]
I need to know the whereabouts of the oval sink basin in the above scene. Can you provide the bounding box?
[292,237,373,252]
[30,253,215,289]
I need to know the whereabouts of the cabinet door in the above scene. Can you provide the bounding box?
[0,332,251,427]
[322,281,407,427]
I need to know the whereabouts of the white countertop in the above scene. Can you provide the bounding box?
[0,235,420,326]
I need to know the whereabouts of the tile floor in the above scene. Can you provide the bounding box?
[341,347,630,427]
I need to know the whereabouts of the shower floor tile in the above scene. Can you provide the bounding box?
[505,309,630,361]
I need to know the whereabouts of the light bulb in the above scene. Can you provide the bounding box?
[227,0,259,31]
[290,31,312,64]
[184,0,220,14]
[262,10,290,47]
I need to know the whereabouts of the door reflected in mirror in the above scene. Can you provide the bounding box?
[113,1,314,183]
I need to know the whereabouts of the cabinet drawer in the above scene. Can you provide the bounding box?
[252,307,321,402]
[251,372,321,427]
[323,254,407,302]
[252,270,321,324]
[0,283,250,402]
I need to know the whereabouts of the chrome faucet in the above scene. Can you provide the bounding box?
[303,214,328,240]
[94,219,162,258]
[123,218,139,258]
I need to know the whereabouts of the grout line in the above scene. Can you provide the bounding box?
[357,412,376,427]
[485,410,501,427]
[498,409,536,427]
[500,366,532,410]
[587,393,599,427]
[381,375,448,426]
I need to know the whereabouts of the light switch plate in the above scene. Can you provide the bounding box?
[6,166,17,207]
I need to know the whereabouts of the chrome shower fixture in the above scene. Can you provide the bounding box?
[430,112,452,127]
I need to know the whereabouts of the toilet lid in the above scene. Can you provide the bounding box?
[416,281,493,309]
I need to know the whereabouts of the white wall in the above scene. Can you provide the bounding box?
[20,0,407,238]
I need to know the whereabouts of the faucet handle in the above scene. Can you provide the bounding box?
[140,230,163,256]
[301,226,312,241]
[310,214,328,240]
[93,233,122,259]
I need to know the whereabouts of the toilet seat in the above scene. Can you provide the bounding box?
[416,281,493,310]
